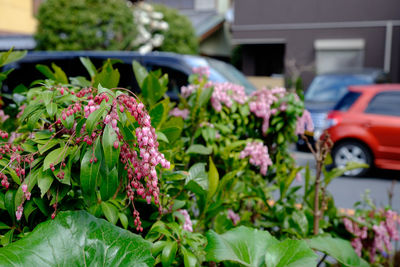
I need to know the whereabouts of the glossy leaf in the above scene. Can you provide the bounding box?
[80,140,102,205]
[149,102,165,129]
[101,201,118,225]
[43,147,69,171]
[208,157,219,199]
[100,167,119,201]
[308,235,369,267]
[0,211,154,266]
[205,226,278,267]
[132,60,148,88]
[265,239,318,267]
[46,102,57,117]
[102,124,120,170]
[161,241,178,267]
[80,57,97,78]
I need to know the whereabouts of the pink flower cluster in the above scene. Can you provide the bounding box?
[240,141,272,175]
[179,209,193,232]
[192,66,210,80]
[83,99,100,118]
[180,84,198,98]
[117,94,170,231]
[249,87,286,133]
[344,210,400,262]
[169,108,190,119]
[295,109,314,135]
[228,209,240,225]
[211,82,247,112]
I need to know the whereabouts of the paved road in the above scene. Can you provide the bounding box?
[292,150,400,211]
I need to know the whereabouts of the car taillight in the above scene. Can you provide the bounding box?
[325,113,342,129]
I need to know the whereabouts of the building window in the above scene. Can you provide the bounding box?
[314,39,365,74]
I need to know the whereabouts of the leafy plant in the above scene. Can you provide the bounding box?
[0,210,154,266]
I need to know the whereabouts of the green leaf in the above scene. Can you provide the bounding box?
[156,131,169,143]
[161,241,178,267]
[4,190,16,223]
[160,127,181,144]
[27,109,44,130]
[119,213,128,229]
[149,102,165,129]
[80,57,97,78]
[208,157,219,199]
[46,103,57,117]
[43,91,53,105]
[0,222,10,230]
[265,239,318,267]
[101,202,118,225]
[181,246,197,267]
[1,229,14,246]
[100,167,119,201]
[325,162,368,185]
[132,60,148,88]
[205,226,278,267]
[86,103,107,135]
[80,140,102,205]
[43,147,69,171]
[307,236,369,267]
[198,86,213,108]
[93,60,120,89]
[186,163,208,191]
[186,144,212,155]
[37,172,54,198]
[0,49,26,67]
[142,73,166,105]
[38,140,59,155]
[0,211,154,266]
[102,124,120,170]
[51,63,69,84]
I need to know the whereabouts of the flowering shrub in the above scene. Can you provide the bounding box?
[343,198,400,264]
[0,53,385,266]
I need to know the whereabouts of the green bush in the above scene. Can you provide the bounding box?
[35,0,137,50]
[152,3,198,55]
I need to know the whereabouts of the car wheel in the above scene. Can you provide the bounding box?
[332,141,372,177]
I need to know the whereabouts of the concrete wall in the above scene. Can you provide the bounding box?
[0,0,37,34]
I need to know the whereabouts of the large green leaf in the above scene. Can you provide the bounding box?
[205,226,278,267]
[264,239,318,267]
[308,236,369,267]
[0,210,154,266]
[102,124,120,170]
[149,102,165,129]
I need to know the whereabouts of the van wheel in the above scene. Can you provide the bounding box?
[332,141,372,177]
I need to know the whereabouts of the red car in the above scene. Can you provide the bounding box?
[326,84,400,176]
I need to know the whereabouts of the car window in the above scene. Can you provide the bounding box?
[365,91,400,117]
[333,91,361,111]
[144,63,188,100]
[305,75,372,102]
